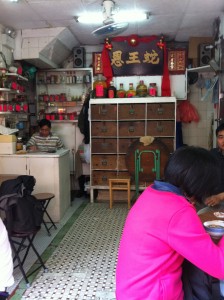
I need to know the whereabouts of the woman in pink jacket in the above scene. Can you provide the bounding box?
[116,146,224,300]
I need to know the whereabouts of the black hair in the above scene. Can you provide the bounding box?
[164,146,220,203]
[38,119,51,129]
[216,123,224,136]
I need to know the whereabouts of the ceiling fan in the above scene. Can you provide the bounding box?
[92,0,129,37]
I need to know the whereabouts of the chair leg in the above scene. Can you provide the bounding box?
[127,181,131,209]
[41,199,57,235]
[27,235,47,271]
[10,238,30,288]
[109,182,113,209]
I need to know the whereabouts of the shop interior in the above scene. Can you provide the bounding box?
[0,0,224,299]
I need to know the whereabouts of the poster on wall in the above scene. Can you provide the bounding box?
[108,38,164,76]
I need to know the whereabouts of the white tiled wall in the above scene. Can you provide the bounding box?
[181,82,215,150]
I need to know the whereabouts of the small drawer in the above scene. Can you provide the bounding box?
[91,121,117,137]
[147,121,175,136]
[92,155,117,170]
[91,104,117,120]
[91,139,117,153]
[119,121,145,137]
[119,138,137,153]
[118,104,146,120]
[147,103,175,119]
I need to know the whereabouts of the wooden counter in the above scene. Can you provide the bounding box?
[0,149,71,222]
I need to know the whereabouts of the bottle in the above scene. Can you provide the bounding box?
[116,83,126,98]
[93,74,107,98]
[148,83,158,97]
[126,83,136,98]
[16,137,23,151]
[136,80,147,97]
[107,81,117,98]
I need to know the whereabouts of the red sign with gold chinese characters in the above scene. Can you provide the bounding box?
[108,37,164,76]
[93,52,103,75]
[168,49,187,74]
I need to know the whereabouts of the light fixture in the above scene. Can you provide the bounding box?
[5,27,17,38]
[75,11,150,24]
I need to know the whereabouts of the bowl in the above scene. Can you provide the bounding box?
[203,220,224,239]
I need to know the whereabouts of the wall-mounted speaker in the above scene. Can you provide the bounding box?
[198,43,213,66]
[73,47,85,68]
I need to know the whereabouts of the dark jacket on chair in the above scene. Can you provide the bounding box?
[0,176,43,234]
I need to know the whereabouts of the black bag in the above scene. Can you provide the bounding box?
[7,194,43,233]
[0,176,43,234]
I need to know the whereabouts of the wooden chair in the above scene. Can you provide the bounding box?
[109,178,131,209]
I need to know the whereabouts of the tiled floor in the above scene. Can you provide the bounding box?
[10,199,129,300]
[9,196,89,299]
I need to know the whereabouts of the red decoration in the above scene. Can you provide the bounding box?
[101,39,113,87]
[161,42,171,96]
[105,38,112,50]
[157,39,165,49]
[128,35,139,47]
[101,34,171,95]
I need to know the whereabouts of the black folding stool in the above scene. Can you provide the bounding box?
[33,193,57,236]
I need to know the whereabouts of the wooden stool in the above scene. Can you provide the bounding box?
[109,178,131,209]
[33,193,57,236]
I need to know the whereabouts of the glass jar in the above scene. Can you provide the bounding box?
[116,83,126,98]
[126,83,136,98]
[149,83,158,97]
[107,81,117,98]
[136,80,147,97]
[16,137,23,151]
[93,74,107,98]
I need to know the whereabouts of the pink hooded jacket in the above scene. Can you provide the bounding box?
[116,186,224,300]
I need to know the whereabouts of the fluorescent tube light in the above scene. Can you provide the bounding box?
[75,11,149,24]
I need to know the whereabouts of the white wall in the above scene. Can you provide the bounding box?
[181,82,214,149]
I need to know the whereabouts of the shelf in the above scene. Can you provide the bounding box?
[38,68,92,72]
[90,97,176,104]
[39,101,83,107]
[37,82,90,85]
[0,88,11,92]
[0,112,29,115]
[187,65,214,73]
[6,73,28,81]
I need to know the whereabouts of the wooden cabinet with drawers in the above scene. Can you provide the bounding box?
[89,98,176,202]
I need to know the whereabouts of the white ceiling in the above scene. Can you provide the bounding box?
[0,0,223,45]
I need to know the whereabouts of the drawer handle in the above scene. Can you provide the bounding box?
[129,126,135,132]
[101,126,108,133]
[100,105,107,115]
[102,143,109,148]
[157,123,163,132]
[101,159,108,166]
[129,108,135,115]
[157,107,164,114]
[102,176,107,182]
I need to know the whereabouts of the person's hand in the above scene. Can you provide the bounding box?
[28,145,37,151]
[205,193,224,206]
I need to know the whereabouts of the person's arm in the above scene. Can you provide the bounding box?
[56,137,64,149]
[0,219,14,291]
[26,135,37,151]
[205,192,224,207]
[168,206,224,279]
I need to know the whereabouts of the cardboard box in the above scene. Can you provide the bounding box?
[188,37,214,59]
[0,135,16,154]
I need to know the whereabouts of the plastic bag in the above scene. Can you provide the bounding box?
[177,100,200,123]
